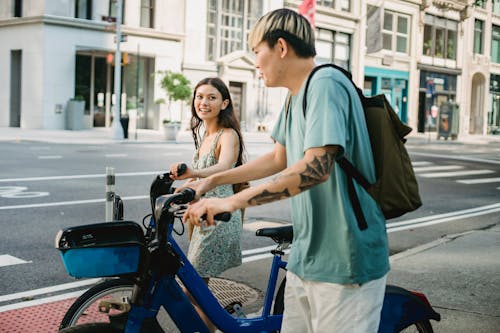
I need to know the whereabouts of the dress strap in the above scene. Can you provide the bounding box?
[209,129,225,154]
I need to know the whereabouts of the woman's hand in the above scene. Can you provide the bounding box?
[183,197,235,226]
[169,162,195,180]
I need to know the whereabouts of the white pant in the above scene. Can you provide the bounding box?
[281,271,387,333]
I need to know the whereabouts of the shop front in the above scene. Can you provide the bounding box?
[488,74,500,135]
[74,51,156,130]
[363,67,409,124]
[417,68,459,133]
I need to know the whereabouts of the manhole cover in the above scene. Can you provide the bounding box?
[208,277,261,309]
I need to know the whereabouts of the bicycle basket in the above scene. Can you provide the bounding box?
[55,221,146,278]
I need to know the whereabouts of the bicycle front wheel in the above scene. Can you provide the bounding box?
[60,278,134,328]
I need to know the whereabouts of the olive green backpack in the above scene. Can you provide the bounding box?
[301,64,422,229]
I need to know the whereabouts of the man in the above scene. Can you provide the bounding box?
[183,8,390,333]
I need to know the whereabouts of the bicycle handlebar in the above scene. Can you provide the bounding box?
[154,187,231,225]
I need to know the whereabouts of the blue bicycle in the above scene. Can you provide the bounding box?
[56,172,440,333]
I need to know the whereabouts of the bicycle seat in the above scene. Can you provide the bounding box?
[255,225,293,244]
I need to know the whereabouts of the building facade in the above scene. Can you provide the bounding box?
[1,0,499,137]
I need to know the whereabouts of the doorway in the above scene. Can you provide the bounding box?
[10,50,22,127]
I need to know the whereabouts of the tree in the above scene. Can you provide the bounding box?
[157,70,192,123]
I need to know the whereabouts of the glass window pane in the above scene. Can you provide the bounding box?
[397,16,408,34]
[383,33,392,50]
[446,30,457,59]
[340,0,350,11]
[492,25,500,63]
[384,12,393,31]
[423,24,432,56]
[435,28,445,57]
[316,40,333,61]
[396,36,407,53]
[335,44,349,61]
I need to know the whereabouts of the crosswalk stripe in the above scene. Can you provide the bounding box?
[420,170,494,178]
[457,177,500,184]
[413,165,463,172]
[0,255,30,267]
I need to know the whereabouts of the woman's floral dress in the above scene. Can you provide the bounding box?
[187,129,242,277]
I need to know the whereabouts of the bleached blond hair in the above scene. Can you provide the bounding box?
[248,8,316,58]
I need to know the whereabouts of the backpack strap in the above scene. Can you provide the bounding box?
[302,63,372,230]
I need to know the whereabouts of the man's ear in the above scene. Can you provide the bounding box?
[276,37,289,58]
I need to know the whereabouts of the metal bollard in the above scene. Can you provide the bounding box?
[105,167,115,221]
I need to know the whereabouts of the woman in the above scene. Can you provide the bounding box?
[169,77,245,331]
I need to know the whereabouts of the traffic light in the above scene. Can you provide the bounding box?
[122,52,129,65]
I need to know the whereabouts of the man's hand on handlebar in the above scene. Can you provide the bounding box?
[183,197,235,227]
[174,177,214,201]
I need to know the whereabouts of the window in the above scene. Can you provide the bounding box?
[422,14,457,60]
[316,0,351,12]
[317,0,334,8]
[207,0,262,61]
[13,0,22,17]
[140,0,154,28]
[109,0,125,24]
[382,10,409,54]
[75,0,92,20]
[474,0,486,8]
[474,19,484,54]
[492,25,500,63]
[315,28,351,70]
[494,0,500,14]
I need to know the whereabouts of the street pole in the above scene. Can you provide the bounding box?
[112,0,124,139]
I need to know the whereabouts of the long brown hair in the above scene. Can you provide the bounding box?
[190,77,245,167]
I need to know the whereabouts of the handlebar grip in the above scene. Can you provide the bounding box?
[202,212,232,222]
[177,163,187,176]
[177,187,196,203]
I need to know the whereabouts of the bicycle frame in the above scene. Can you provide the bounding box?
[123,217,286,333]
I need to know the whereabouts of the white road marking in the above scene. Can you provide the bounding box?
[105,153,128,157]
[38,155,62,159]
[413,165,463,172]
[0,195,148,210]
[0,278,100,303]
[411,152,500,165]
[457,177,500,184]
[0,171,163,183]
[387,202,500,232]
[419,169,494,178]
[411,161,433,166]
[0,255,30,268]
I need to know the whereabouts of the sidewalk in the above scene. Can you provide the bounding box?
[0,127,275,145]
[1,126,500,146]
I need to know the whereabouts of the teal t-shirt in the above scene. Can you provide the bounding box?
[271,67,390,284]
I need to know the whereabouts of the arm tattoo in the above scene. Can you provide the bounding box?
[247,151,335,206]
[298,151,335,192]
[248,188,291,206]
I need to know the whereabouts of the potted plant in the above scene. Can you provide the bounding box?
[157,70,192,141]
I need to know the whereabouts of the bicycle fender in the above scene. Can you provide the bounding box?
[378,285,441,333]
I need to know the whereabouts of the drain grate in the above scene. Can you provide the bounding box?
[208,277,261,309]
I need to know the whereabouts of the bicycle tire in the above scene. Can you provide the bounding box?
[60,278,135,329]
[399,320,434,333]
[272,277,286,315]
[58,322,121,333]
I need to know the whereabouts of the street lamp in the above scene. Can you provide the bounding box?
[112,0,124,139]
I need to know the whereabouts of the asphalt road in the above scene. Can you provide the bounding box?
[0,138,499,308]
